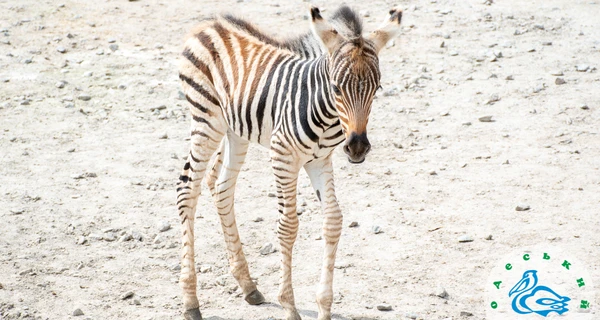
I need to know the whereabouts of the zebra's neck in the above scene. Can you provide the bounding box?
[304,55,339,130]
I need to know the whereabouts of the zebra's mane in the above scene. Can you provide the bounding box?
[220,5,364,59]
[330,5,363,40]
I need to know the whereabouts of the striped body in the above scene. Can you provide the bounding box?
[176,6,402,320]
[180,17,344,156]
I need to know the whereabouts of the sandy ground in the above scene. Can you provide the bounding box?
[1,0,599,319]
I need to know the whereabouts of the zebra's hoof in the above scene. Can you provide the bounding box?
[244,289,266,305]
[183,308,203,320]
[286,310,302,320]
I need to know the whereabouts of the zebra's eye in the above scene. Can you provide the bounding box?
[331,84,342,96]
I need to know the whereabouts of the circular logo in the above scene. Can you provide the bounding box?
[487,244,595,319]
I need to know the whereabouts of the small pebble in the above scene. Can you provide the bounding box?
[516,204,531,211]
[377,303,392,311]
[505,75,514,80]
[253,217,264,222]
[478,116,494,122]
[532,85,545,93]
[551,70,564,76]
[109,44,119,51]
[460,311,474,317]
[84,71,93,77]
[348,221,359,228]
[108,38,116,43]
[485,234,493,240]
[72,308,84,316]
[104,232,116,242]
[158,132,168,139]
[581,105,589,110]
[260,242,276,255]
[132,231,143,242]
[158,221,171,232]
[405,312,419,319]
[55,81,66,88]
[78,94,91,101]
[18,268,33,276]
[199,264,213,273]
[372,226,383,234]
[267,192,276,197]
[434,286,448,298]
[485,94,500,105]
[458,234,474,242]
[576,64,589,72]
[555,77,566,85]
[56,46,66,53]
[121,291,135,300]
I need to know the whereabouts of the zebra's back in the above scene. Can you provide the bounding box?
[179,15,329,148]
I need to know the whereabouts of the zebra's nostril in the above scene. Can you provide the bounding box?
[343,144,351,155]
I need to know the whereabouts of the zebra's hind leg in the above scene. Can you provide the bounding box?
[208,131,266,305]
[177,118,226,320]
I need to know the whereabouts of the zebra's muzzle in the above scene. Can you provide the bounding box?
[343,132,371,164]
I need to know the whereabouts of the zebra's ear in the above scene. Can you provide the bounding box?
[310,6,345,54]
[366,8,403,54]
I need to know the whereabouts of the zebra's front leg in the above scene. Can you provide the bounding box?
[304,156,342,320]
[272,153,302,320]
[209,132,266,305]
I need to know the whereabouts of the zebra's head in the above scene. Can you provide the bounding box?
[311,6,402,163]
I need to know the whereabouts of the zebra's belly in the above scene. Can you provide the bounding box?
[222,115,274,149]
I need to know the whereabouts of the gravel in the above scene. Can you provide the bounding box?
[120,291,134,300]
[259,242,276,255]
[78,94,91,101]
[377,303,392,311]
[478,115,494,122]
[458,235,474,242]
[72,308,84,316]
[158,221,171,232]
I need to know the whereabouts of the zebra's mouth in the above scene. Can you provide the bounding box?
[347,157,366,164]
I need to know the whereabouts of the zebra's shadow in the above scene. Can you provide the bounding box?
[203,302,376,320]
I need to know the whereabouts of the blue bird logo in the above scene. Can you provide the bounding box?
[509,270,571,317]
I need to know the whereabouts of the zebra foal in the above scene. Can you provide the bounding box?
[176,5,402,320]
